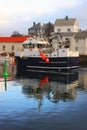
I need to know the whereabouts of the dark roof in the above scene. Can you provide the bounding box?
[54,18,76,26]
[75,31,87,39]
[28,23,41,30]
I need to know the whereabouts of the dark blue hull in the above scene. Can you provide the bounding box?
[16,69,78,85]
[16,56,79,72]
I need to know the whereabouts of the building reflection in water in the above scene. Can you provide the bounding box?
[16,70,79,110]
[79,71,87,90]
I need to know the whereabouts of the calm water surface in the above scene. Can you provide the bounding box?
[0,65,87,130]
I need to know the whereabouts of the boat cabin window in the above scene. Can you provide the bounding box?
[37,44,45,49]
[45,43,51,48]
[23,43,35,49]
[37,43,51,49]
[28,43,35,48]
[23,44,28,49]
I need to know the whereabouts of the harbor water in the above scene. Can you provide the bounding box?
[0,65,87,130]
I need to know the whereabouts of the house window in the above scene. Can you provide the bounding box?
[65,38,70,44]
[76,39,78,42]
[57,28,61,32]
[65,38,70,41]
[12,46,14,51]
[67,28,71,32]
[3,46,5,50]
[75,47,78,51]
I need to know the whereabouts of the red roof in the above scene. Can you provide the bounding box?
[0,36,31,43]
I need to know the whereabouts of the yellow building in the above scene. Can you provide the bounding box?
[0,36,29,55]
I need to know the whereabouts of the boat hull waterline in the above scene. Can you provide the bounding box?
[16,56,79,72]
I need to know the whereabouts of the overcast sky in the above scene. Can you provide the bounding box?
[0,0,87,36]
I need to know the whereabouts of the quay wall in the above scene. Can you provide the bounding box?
[79,55,87,67]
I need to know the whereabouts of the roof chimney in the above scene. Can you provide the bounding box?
[65,16,68,20]
[33,22,35,26]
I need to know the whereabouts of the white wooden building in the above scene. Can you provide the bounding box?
[54,16,79,33]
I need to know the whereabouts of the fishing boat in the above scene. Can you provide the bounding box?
[15,34,79,72]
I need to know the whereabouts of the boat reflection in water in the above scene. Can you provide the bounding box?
[16,70,78,110]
